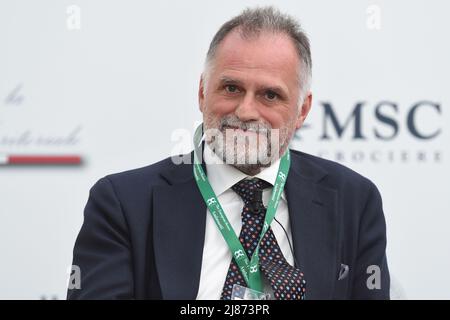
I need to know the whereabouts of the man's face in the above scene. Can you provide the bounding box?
[199,29,312,173]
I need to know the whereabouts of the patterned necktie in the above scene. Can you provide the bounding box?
[220,178,306,300]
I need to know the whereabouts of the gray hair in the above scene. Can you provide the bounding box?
[203,6,312,105]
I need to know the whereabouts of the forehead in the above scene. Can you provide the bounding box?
[212,29,300,83]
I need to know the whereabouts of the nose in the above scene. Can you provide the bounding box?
[234,92,261,122]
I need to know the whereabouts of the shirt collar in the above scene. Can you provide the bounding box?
[203,143,285,198]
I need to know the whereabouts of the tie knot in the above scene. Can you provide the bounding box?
[232,178,272,205]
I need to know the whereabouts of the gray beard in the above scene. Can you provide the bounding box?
[205,130,292,176]
[202,113,296,175]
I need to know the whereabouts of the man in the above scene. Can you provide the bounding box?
[67,6,389,300]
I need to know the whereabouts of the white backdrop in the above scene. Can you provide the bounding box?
[0,0,449,299]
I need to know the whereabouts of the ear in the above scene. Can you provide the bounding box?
[198,74,206,113]
[295,92,312,130]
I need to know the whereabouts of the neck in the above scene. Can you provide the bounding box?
[231,164,266,176]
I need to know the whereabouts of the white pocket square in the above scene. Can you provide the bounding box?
[338,263,349,280]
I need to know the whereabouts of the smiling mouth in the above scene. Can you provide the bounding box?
[222,125,259,133]
[223,125,243,131]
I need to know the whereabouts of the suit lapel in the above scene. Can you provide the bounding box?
[152,153,207,299]
[285,150,339,300]
[152,149,339,300]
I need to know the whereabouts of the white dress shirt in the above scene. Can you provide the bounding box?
[196,144,294,300]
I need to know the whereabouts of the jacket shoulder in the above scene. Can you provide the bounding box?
[94,155,186,196]
[290,149,377,190]
[107,156,176,182]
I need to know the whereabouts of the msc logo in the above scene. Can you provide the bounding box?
[297,101,442,141]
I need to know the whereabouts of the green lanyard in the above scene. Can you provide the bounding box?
[192,123,290,292]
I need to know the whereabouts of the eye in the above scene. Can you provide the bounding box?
[264,90,279,101]
[224,85,239,93]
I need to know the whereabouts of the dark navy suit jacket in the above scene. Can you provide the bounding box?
[67,149,390,299]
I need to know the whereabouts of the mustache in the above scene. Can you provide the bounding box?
[219,117,271,134]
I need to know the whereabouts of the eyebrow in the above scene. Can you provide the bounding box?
[218,76,289,97]
[218,76,245,87]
